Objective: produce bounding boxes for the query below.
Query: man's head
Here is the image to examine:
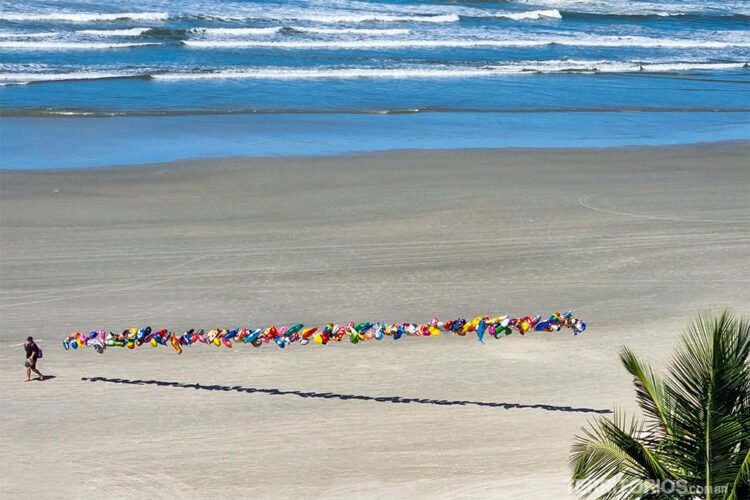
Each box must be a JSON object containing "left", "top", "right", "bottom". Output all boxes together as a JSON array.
[{"left": 27, "top": 336, "right": 33, "bottom": 342}]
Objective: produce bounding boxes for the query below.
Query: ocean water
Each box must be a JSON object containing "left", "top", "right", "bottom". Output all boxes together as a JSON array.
[{"left": 0, "top": 0, "right": 748, "bottom": 168}]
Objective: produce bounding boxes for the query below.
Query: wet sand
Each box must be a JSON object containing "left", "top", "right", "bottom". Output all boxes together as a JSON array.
[{"left": 1, "top": 142, "right": 748, "bottom": 498}]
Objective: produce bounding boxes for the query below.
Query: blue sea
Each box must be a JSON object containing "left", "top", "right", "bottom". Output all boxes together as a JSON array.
[{"left": 0, "top": 0, "right": 748, "bottom": 168}]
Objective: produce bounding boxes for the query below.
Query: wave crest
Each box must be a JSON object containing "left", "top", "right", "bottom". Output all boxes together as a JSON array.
[
  {"left": 490, "top": 9, "right": 562, "bottom": 20},
  {"left": 4, "top": 60, "right": 745, "bottom": 85},
  {"left": 0, "top": 41, "right": 158, "bottom": 50},
  {"left": 77, "top": 28, "right": 151, "bottom": 37},
  {"left": 181, "top": 36, "right": 750, "bottom": 50},
  {"left": 0, "top": 12, "right": 169, "bottom": 22}
]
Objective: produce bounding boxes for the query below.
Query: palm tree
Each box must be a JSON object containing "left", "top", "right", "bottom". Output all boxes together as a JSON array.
[{"left": 570, "top": 310, "right": 750, "bottom": 499}]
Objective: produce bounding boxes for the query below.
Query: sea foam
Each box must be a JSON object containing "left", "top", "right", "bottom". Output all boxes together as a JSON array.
[
  {"left": 0, "top": 12, "right": 169, "bottom": 22},
  {"left": 490, "top": 9, "right": 562, "bottom": 20},
  {"left": 181, "top": 36, "right": 749, "bottom": 50},
  {"left": 146, "top": 62, "right": 749, "bottom": 80},
  {"left": 77, "top": 28, "right": 151, "bottom": 37},
  {"left": 0, "top": 41, "right": 159, "bottom": 50},
  {"left": 0, "top": 32, "right": 58, "bottom": 39}
]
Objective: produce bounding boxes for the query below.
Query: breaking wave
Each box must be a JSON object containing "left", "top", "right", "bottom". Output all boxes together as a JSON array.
[
  {"left": 181, "top": 36, "right": 750, "bottom": 50},
  {"left": 76, "top": 28, "right": 151, "bottom": 37},
  {"left": 2, "top": 61, "right": 746, "bottom": 85},
  {"left": 0, "top": 41, "right": 159, "bottom": 50},
  {"left": 0, "top": 12, "right": 169, "bottom": 22}
]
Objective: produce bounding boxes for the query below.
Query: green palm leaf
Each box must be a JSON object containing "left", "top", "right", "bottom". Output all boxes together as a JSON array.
[
  {"left": 727, "top": 449, "right": 750, "bottom": 500},
  {"left": 570, "top": 310, "right": 750, "bottom": 500},
  {"left": 620, "top": 347, "right": 674, "bottom": 438}
]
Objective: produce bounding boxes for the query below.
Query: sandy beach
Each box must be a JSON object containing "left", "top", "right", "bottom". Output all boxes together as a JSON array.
[{"left": 1, "top": 143, "right": 748, "bottom": 498}]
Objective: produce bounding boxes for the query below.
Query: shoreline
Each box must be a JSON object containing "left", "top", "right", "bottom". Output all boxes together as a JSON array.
[
  {"left": 1, "top": 137, "right": 748, "bottom": 173},
  {"left": 2, "top": 112, "right": 748, "bottom": 169}
]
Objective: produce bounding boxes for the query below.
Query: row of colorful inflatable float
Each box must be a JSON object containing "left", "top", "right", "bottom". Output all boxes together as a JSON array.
[{"left": 62, "top": 312, "right": 586, "bottom": 354}]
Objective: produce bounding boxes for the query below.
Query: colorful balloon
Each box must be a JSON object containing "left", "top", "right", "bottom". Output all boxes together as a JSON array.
[{"left": 61, "top": 312, "right": 587, "bottom": 355}]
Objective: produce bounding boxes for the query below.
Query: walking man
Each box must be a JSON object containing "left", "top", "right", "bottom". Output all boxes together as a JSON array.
[{"left": 24, "top": 336, "right": 44, "bottom": 382}]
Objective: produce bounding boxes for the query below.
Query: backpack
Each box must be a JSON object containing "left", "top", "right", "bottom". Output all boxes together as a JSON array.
[{"left": 37, "top": 346, "right": 43, "bottom": 359}]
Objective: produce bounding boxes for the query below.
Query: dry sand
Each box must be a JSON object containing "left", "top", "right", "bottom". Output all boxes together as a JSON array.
[{"left": 1, "top": 142, "right": 748, "bottom": 498}]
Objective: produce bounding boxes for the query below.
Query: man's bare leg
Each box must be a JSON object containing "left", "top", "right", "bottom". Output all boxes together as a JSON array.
[
  {"left": 31, "top": 368, "right": 44, "bottom": 381},
  {"left": 26, "top": 367, "right": 31, "bottom": 382}
]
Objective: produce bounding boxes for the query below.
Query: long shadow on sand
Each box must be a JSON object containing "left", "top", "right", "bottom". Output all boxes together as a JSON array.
[{"left": 82, "top": 376, "right": 611, "bottom": 414}]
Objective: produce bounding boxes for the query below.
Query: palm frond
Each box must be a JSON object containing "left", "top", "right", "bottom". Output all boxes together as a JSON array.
[
  {"left": 620, "top": 347, "right": 674, "bottom": 438},
  {"left": 664, "top": 311, "right": 750, "bottom": 489},
  {"left": 570, "top": 310, "right": 750, "bottom": 500},
  {"left": 570, "top": 410, "right": 676, "bottom": 499},
  {"left": 726, "top": 448, "right": 750, "bottom": 500}
]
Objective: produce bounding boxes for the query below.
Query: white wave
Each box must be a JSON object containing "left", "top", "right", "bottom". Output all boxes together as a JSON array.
[
  {"left": 575, "top": 36, "right": 750, "bottom": 49},
  {"left": 77, "top": 28, "right": 150, "bottom": 37},
  {"left": 183, "top": 40, "right": 547, "bottom": 49},
  {"left": 297, "top": 13, "right": 461, "bottom": 23},
  {"left": 201, "top": 13, "right": 460, "bottom": 23},
  {"left": 153, "top": 67, "right": 557, "bottom": 80},
  {"left": 0, "top": 62, "right": 51, "bottom": 71},
  {"left": 196, "top": 27, "right": 281, "bottom": 36},
  {"left": 152, "top": 61, "right": 749, "bottom": 80},
  {"left": 0, "top": 32, "right": 58, "bottom": 39},
  {"left": 0, "top": 71, "right": 139, "bottom": 82},
  {"left": 640, "top": 62, "right": 749, "bottom": 71},
  {"left": 0, "top": 12, "right": 169, "bottom": 22},
  {"left": 2, "top": 60, "right": 745, "bottom": 85},
  {"left": 194, "top": 26, "right": 411, "bottom": 37},
  {"left": 287, "top": 27, "right": 411, "bottom": 36},
  {"left": 491, "top": 9, "right": 562, "bottom": 20},
  {"left": 0, "top": 41, "right": 158, "bottom": 50},
  {"left": 46, "top": 111, "right": 98, "bottom": 115},
  {"left": 514, "top": 0, "right": 750, "bottom": 17},
  {"left": 182, "top": 36, "right": 750, "bottom": 50}
]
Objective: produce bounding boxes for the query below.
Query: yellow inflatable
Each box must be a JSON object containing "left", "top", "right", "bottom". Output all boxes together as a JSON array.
[{"left": 170, "top": 337, "right": 182, "bottom": 354}]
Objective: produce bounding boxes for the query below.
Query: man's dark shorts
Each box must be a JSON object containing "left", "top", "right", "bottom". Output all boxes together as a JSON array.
[{"left": 25, "top": 358, "right": 36, "bottom": 369}]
